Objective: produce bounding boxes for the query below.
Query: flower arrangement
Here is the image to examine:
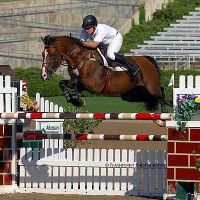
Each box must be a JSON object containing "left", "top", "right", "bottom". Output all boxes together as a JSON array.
[
  {"left": 19, "top": 79, "right": 39, "bottom": 112},
  {"left": 177, "top": 94, "right": 200, "bottom": 134},
  {"left": 20, "top": 95, "right": 39, "bottom": 112}
]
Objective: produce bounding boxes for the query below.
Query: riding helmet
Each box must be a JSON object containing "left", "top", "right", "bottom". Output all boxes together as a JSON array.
[{"left": 82, "top": 15, "right": 98, "bottom": 30}]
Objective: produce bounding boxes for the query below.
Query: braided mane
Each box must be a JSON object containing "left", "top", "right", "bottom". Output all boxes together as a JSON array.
[{"left": 43, "top": 35, "right": 71, "bottom": 45}]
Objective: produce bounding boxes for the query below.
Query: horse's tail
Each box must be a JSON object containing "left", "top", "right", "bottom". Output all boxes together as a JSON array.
[
  {"left": 121, "top": 86, "right": 159, "bottom": 112},
  {"left": 143, "top": 56, "right": 163, "bottom": 111},
  {"left": 144, "top": 56, "right": 160, "bottom": 77},
  {"left": 144, "top": 95, "right": 159, "bottom": 112}
]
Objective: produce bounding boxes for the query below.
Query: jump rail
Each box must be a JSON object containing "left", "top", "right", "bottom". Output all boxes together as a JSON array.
[
  {"left": 16, "top": 132, "right": 168, "bottom": 141},
  {"left": 0, "top": 112, "right": 172, "bottom": 120}
]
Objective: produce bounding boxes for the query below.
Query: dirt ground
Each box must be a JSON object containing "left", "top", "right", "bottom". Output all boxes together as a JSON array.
[
  {"left": 85, "top": 120, "right": 167, "bottom": 151},
  {"left": 0, "top": 193, "right": 162, "bottom": 200},
  {"left": 2, "top": 120, "right": 167, "bottom": 200}
]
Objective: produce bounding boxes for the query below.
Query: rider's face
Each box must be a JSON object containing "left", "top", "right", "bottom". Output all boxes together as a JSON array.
[{"left": 86, "top": 26, "right": 95, "bottom": 35}]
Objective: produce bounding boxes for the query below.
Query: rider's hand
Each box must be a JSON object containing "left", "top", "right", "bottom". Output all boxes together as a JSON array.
[
  {"left": 98, "top": 42, "right": 107, "bottom": 49},
  {"left": 74, "top": 38, "right": 83, "bottom": 46}
]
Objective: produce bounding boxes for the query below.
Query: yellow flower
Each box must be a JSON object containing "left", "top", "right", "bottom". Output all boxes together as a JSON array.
[
  {"left": 195, "top": 97, "right": 200, "bottom": 104},
  {"left": 20, "top": 95, "right": 35, "bottom": 110}
]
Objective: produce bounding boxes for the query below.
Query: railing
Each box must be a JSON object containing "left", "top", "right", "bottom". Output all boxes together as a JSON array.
[
  {"left": 156, "top": 55, "right": 198, "bottom": 70},
  {"left": 175, "top": 56, "right": 191, "bottom": 70}
]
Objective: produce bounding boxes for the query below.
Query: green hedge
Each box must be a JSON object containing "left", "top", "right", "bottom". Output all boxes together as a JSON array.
[
  {"left": 14, "top": 67, "right": 64, "bottom": 97},
  {"left": 160, "top": 70, "right": 200, "bottom": 106},
  {"left": 14, "top": 67, "right": 200, "bottom": 107}
]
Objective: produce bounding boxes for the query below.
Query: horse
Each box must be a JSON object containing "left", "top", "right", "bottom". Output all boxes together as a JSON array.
[{"left": 41, "top": 35, "right": 167, "bottom": 115}]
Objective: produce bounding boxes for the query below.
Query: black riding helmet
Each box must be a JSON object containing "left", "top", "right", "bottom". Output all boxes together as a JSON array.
[{"left": 82, "top": 15, "right": 98, "bottom": 30}]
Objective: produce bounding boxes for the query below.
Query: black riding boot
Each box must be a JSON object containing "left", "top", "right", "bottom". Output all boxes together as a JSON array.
[{"left": 114, "top": 53, "right": 140, "bottom": 77}]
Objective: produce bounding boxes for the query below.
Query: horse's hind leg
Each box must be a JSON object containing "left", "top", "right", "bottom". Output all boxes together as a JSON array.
[
  {"left": 154, "top": 87, "right": 168, "bottom": 127},
  {"left": 160, "top": 87, "right": 167, "bottom": 113}
]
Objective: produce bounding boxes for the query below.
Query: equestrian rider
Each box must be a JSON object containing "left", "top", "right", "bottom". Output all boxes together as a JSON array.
[{"left": 76, "top": 15, "right": 139, "bottom": 77}]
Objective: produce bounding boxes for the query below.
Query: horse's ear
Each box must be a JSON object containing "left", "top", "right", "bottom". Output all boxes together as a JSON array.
[
  {"left": 70, "top": 33, "right": 72, "bottom": 37},
  {"left": 47, "top": 35, "right": 53, "bottom": 44},
  {"left": 41, "top": 36, "right": 45, "bottom": 44}
]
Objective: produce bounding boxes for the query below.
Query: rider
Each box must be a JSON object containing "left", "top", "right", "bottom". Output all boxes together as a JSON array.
[{"left": 76, "top": 15, "right": 139, "bottom": 77}]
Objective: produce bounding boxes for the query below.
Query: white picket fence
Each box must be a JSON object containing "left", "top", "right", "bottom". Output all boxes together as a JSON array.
[
  {"left": 35, "top": 93, "right": 64, "bottom": 113},
  {"left": 35, "top": 93, "right": 64, "bottom": 149},
  {"left": 0, "top": 75, "right": 17, "bottom": 113},
  {"left": 17, "top": 147, "right": 167, "bottom": 196}
]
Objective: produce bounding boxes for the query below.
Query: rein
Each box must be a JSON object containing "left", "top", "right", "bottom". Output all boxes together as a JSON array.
[{"left": 64, "top": 47, "right": 97, "bottom": 71}]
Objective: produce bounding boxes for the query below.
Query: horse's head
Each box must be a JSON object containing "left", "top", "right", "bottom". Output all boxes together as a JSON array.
[
  {"left": 41, "top": 35, "right": 90, "bottom": 80},
  {"left": 41, "top": 35, "right": 67, "bottom": 80}
]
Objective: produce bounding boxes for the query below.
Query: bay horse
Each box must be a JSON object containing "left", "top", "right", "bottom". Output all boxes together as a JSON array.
[{"left": 41, "top": 35, "right": 167, "bottom": 114}]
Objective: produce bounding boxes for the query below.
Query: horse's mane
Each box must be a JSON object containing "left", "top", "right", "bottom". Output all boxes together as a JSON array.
[{"left": 43, "top": 35, "right": 73, "bottom": 45}]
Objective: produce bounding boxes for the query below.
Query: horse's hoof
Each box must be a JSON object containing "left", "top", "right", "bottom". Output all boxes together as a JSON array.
[
  {"left": 153, "top": 120, "right": 166, "bottom": 127},
  {"left": 76, "top": 98, "right": 85, "bottom": 107},
  {"left": 80, "top": 98, "right": 86, "bottom": 107},
  {"left": 71, "top": 97, "right": 85, "bottom": 107}
]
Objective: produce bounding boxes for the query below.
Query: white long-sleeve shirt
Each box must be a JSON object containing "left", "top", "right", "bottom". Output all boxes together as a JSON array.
[
  {"left": 80, "top": 23, "right": 123, "bottom": 60},
  {"left": 80, "top": 24, "right": 118, "bottom": 44}
]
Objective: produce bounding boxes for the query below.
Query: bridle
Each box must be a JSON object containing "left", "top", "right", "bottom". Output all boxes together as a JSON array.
[
  {"left": 42, "top": 37, "right": 98, "bottom": 74},
  {"left": 42, "top": 44, "right": 68, "bottom": 73}
]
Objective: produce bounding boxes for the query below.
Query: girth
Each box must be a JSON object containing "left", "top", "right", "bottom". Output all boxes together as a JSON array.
[{"left": 100, "top": 70, "right": 111, "bottom": 94}]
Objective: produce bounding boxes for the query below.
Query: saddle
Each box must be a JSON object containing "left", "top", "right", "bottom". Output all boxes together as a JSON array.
[{"left": 97, "top": 44, "right": 127, "bottom": 72}]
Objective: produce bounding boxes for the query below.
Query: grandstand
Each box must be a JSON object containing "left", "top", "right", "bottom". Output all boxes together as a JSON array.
[
  {"left": 127, "top": 7, "right": 200, "bottom": 70},
  {"left": 1, "top": 0, "right": 199, "bottom": 72},
  {"left": 0, "top": 0, "right": 139, "bottom": 76}
]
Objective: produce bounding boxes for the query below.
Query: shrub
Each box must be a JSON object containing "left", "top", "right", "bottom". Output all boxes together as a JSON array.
[
  {"left": 14, "top": 67, "right": 64, "bottom": 97},
  {"left": 62, "top": 107, "right": 102, "bottom": 149},
  {"left": 14, "top": 67, "right": 95, "bottom": 97},
  {"left": 139, "top": 4, "right": 146, "bottom": 24},
  {"left": 160, "top": 70, "right": 200, "bottom": 106}
]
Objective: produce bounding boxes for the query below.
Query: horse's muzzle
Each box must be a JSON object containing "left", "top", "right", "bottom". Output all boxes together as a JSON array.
[{"left": 41, "top": 66, "right": 50, "bottom": 80}]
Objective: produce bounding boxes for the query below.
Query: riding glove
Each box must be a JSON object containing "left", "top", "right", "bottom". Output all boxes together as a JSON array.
[{"left": 74, "top": 38, "right": 83, "bottom": 46}]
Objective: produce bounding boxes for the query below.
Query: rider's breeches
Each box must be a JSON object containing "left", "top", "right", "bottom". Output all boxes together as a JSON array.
[{"left": 107, "top": 32, "right": 123, "bottom": 60}]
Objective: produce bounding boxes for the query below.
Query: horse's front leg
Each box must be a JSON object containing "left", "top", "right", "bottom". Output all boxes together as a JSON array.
[
  {"left": 71, "top": 77, "right": 79, "bottom": 99},
  {"left": 70, "top": 76, "right": 85, "bottom": 107},
  {"left": 59, "top": 80, "right": 73, "bottom": 103}
]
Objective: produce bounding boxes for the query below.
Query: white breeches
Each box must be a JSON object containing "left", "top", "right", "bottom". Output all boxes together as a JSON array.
[{"left": 107, "top": 32, "right": 123, "bottom": 60}]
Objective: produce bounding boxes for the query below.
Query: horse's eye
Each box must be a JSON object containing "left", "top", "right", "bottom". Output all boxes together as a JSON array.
[{"left": 50, "top": 53, "right": 54, "bottom": 58}]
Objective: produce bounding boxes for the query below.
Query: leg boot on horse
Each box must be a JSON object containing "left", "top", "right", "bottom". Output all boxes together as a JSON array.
[
  {"left": 115, "top": 53, "right": 140, "bottom": 80},
  {"left": 59, "top": 79, "right": 85, "bottom": 107}
]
